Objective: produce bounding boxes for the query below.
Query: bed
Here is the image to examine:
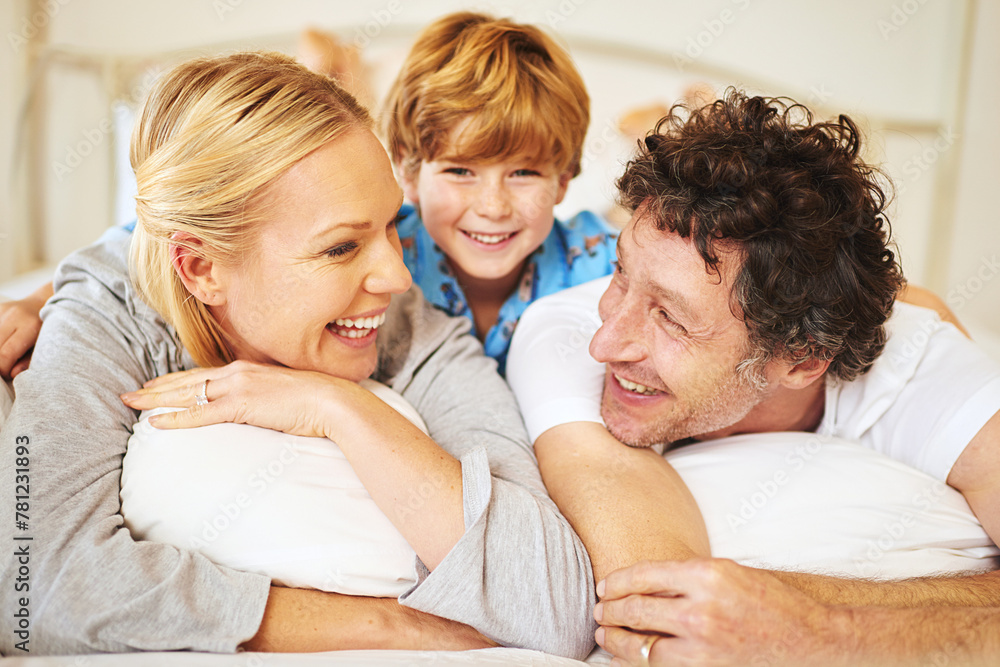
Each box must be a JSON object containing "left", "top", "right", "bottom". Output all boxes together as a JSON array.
[{"left": 3, "top": 3, "right": 998, "bottom": 664}]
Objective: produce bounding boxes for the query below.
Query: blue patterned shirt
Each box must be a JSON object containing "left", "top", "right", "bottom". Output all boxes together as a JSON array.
[{"left": 397, "top": 204, "right": 618, "bottom": 375}]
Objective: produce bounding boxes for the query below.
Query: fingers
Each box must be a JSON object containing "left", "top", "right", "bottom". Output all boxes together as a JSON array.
[
  {"left": 10, "top": 352, "right": 32, "bottom": 379},
  {"left": 599, "top": 560, "right": 692, "bottom": 602},
  {"left": 595, "top": 594, "right": 687, "bottom": 636},
  {"left": 597, "top": 626, "right": 668, "bottom": 667},
  {"left": 145, "top": 402, "right": 223, "bottom": 430},
  {"left": 123, "top": 376, "right": 219, "bottom": 411},
  {"left": 0, "top": 324, "right": 39, "bottom": 380},
  {"left": 141, "top": 367, "right": 210, "bottom": 389}
]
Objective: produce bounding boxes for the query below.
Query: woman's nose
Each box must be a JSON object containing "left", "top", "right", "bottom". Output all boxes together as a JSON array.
[{"left": 365, "top": 235, "right": 412, "bottom": 295}]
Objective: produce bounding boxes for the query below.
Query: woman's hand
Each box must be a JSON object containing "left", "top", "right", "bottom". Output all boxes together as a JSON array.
[
  {"left": 120, "top": 360, "right": 351, "bottom": 438},
  {"left": 123, "top": 360, "right": 466, "bottom": 569}
]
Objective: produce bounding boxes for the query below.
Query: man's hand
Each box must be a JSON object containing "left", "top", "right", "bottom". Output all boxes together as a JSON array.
[{"left": 594, "top": 559, "right": 852, "bottom": 667}]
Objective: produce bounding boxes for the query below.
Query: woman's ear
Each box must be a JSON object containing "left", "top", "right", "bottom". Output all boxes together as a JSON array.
[{"left": 169, "top": 233, "right": 227, "bottom": 306}]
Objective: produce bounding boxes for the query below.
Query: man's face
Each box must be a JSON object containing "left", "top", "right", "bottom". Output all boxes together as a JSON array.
[{"left": 589, "top": 212, "right": 773, "bottom": 447}]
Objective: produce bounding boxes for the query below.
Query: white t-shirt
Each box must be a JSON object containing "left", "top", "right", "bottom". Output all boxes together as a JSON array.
[
  {"left": 508, "top": 275, "right": 1000, "bottom": 482},
  {"left": 507, "top": 276, "right": 1000, "bottom": 578}
]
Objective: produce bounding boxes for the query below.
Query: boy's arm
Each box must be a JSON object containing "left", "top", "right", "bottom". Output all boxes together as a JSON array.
[
  {"left": 0, "top": 281, "right": 53, "bottom": 379},
  {"left": 898, "top": 283, "right": 970, "bottom": 336}
]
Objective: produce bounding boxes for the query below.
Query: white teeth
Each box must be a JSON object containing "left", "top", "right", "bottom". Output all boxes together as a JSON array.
[
  {"left": 614, "top": 374, "right": 658, "bottom": 395},
  {"left": 331, "top": 312, "right": 386, "bottom": 337},
  {"left": 466, "top": 231, "right": 514, "bottom": 245}
]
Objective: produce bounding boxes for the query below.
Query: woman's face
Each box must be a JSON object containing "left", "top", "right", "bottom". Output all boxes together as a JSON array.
[{"left": 212, "top": 129, "right": 411, "bottom": 382}]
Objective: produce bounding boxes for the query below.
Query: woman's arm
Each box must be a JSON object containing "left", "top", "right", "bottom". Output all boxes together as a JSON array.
[
  {"left": 1, "top": 233, "right": 490, "bottom": 654},
  {"left": 0, "top": 236, "right": 269, "bottom": 654},
  {"left": 246, "top": 586, "right": 492, "bottom": 651},
  {"left": 128, "top": 363, "right": 467, "bottom": 571},
  {"left": 129, "top": 292, "right": 598, "bottom": 658}
]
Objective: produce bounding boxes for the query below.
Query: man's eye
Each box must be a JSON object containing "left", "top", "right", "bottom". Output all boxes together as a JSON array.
[
  {"left": 658, "top": 310, "right": 687, "bottom": 334},
  {"left": 325, "top": 241, "right": 358, "bottom": 258}
]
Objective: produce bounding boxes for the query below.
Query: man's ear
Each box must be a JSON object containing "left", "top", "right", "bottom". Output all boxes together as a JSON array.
[
  {"left": 554, "top": 171, "right": 573, "bottom": 205},
  {"left": 773, "top": 355, "right": 831, "bottom": 390},
  {"left": 169, "top": 233, "right": 227, "bottom": 306}
]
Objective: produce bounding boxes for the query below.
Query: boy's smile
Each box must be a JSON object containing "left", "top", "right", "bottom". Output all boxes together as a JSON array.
[{"left": 402, "top": 153, "right": 571, "bottom": 296}]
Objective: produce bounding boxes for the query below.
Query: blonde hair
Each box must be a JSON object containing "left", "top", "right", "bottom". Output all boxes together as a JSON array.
[
  {"left": 130, "top": 51, "right": 371, "bottom": 367},
  {"left": 381, "top": 12, "right": 589, "bottom": 179}
]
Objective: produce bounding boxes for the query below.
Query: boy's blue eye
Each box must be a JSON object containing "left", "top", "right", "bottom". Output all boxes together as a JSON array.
[
  {"left": 513, "top": 169, "right": 540, "bottom": 177},
  {"left": 444, "top": 167, "right": 472, "bottom": 176}
]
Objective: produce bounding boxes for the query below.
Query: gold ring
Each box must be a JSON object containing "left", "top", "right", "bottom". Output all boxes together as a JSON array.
[{"left": 639, "top": 633, "right": 658, "bottom": 667}]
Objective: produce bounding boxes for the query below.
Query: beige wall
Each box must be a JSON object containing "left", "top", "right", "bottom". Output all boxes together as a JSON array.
[{"left": 4, "top": 0, "right": 998, "bottom": 353}]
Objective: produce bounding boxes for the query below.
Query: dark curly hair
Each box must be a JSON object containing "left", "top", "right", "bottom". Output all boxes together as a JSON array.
[{"left": 617, "top": 89, "right": 904, "bottom": 382}]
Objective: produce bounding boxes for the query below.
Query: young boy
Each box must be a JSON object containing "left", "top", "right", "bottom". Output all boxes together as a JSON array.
[
  {"left": 382, "top": 12, "right": 617, "bottom": 374},
  {"left": 0, "top": 12, "right": 617, "bottom": 380}
]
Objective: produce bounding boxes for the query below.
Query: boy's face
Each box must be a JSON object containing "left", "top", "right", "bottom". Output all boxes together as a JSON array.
[{"left": 401, "top": 152, "right": 571, "bottom": 289}]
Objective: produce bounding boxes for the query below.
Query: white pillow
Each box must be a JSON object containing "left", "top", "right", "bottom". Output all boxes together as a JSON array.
[
  {"left": 120, "top": 379, "right": 423, "bottom": 597},
  {"left": 666, "top": 432, "right": 1000, "bottom": 579}
]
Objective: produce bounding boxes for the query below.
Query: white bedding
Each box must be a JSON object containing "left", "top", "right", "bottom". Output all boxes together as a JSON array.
[{"left": 4, "top": 378, "right": 997, "bottom": 664}]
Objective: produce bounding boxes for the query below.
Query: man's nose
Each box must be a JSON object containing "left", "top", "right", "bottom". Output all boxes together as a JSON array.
[{"left": 589, "top": 299, "right": 646, "bottom": 364}]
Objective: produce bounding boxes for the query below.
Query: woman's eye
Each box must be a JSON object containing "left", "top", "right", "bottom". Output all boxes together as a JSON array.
[{"left": 325, "top": 241, "right": 358, "bottom": 259}]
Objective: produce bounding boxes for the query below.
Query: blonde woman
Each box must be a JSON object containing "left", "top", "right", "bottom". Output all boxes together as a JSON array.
[{"left": 0, "top": 52, "right": 593, "bottom": 657}]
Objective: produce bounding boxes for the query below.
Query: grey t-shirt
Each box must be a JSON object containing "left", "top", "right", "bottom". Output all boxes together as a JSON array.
[{"left": 0, "top": 228, "right": 595, "bottom": 658}]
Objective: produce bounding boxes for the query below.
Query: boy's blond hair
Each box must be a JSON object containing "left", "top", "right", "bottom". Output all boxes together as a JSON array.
[
  {"left": 382, "top": 12, "right": 589, "bottom": 179},
  {"left": 130, "top": 51, "right": 370, "bottom": 368}
]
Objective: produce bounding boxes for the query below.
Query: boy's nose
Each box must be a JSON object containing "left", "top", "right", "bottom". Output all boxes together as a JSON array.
[{"left": 474, "top": 183, "right": 512, "bottom": 220}]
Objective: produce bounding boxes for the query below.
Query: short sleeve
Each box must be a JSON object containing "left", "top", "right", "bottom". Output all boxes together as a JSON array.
[
  {"left": 821, "top": 302, "right": 1000, "bottom": 481},
  {"left": 507, "top": 276, "right": 611, "bottom": 441}
]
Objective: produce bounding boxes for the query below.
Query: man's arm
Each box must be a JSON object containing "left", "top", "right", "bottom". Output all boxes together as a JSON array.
[
  {"left": 595, "top": 559, "right": 1000, "bottom": 667},
  {"left": 535, "top": 422, "right": 709, "bottom": 582}
]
